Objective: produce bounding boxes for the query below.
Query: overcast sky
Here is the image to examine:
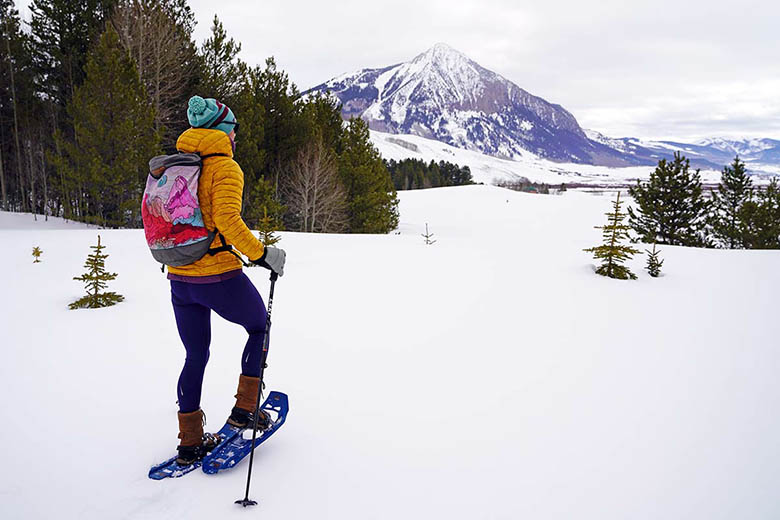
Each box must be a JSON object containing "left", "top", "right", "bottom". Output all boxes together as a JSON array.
[{"left": 15, "top": 0, "right": 780, "bottom": 142}]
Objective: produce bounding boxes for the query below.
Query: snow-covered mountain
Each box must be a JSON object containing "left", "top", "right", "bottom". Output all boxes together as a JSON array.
[
  {"left": 306, "top": 43, "right": 780, "bottom": 174},
  {"left": 584, "top": 131, "right": 780, "bottom": 173},
  {"left": 305, "top": 44, "right": 647, "bottom": 167},
  {"left": 371, "top": 130, "right": 725, "bottom": 186},
  {"left": 697, "top": 137, "right": 780, "bottom": 156}
]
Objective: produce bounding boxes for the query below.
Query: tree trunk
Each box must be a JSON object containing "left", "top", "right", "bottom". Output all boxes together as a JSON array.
[
  {"left": 26, "top": 136, "right": 37, "bottom": 220},
  {"left": 6, "top": 21, "right": 26, "bottom": 212},
  {"left": 0, "top": 128, "right": 6, "bottom": 210},
  {"left": 39, "top": 137, "right": 48, "bottom": 220}
]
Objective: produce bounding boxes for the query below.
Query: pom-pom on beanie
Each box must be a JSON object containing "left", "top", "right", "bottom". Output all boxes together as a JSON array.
[{"left": 187, "top": 95, "right": 237, "bottom": 135}]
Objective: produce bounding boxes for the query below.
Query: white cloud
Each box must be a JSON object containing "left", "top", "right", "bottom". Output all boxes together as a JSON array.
[{"left": 14, "top": 0, "right": 780, "bottom": 142}]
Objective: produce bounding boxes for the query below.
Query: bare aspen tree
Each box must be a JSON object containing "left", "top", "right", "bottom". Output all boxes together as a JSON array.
[
  {"left": 282, "top": 140, "right": 347, "bottom": 233},
  {"left": 113, "top": 1, "right": 196, "bottom": 145}
]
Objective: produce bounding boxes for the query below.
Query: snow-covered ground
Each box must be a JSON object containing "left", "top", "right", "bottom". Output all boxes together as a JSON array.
[
  {"left": 372, "top": 130, "right": 725, "bottom": 186},
  {"left": 2, "top": 186, "right": 779, "bottom": 519},
  {"left": 0, "top": 211, "right": 96, "bottom": 230}
]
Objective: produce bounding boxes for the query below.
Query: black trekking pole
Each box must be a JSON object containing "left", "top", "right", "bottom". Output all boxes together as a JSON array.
[{"left": 235, "top": 271, "right": 278, "bottom": 508}]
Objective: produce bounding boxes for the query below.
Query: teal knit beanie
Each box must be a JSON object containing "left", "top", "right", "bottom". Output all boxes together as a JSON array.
[{"left": 187, "top": 95, "right": 237, "bottom": 135}]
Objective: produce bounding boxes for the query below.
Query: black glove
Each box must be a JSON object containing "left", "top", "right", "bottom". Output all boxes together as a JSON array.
[{"left": 252, "top": 246, "right": 286, "bottom": 277}]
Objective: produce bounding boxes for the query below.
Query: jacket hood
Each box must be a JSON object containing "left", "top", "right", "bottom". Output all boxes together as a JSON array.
[{"left": 176, "top": 128, "right": 234, "bottom": 158}]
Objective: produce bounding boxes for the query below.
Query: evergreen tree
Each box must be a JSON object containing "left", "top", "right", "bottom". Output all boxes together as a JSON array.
[
  {"left": 256, "top": 206, "right": 282, "bottom": 247},
  {"left": 385, "top": 158, "right": 474, "bottom": 191},
  {"left": 243, "top": 175, "right": 285, "bottom": 230},
  {"left": 52, "top": 25, "right": 160, "bottom": 226},
  {"left": 32, "top": 246, "right": 43, "bottom": 263},
  {"left": 197, "top": 15, "right": 245, "bottom": 102},
  {"left": 29, "top": 0, "right": 114, "bottom": 113},
  {"left": 3, "top": 0, "right": 69, "bottom": 219},
  {"left": 740, "top": 178, "right": 780, "bottom": 249},
  {"left": 302, "top": 93, "right": 345, "bottom": 153},
  {"left": 70, "top": 235, "right": 124, "bottom": 309},
  {"left": 231, "top": 65, "right": 267, "bottom": 221},
  {"left": 255, "top": 57, "right": 307, "bottom": 180},
  {"left": 0, "top": 0, "right": 31, "bottom": 212},
  {"left": 645, "top": 242, "right": 663, "bottom": 278},
  {"left": 628, "top": 152, "right": 710, "bottom": 247},
  {"left": 710, "top": 156, "right": 752, "bottom": 248},
  {"left": 338, "top": 118, "right": 399, "bottom": 233},
  {"left": 584, "top": 191, "right": 640, "bottom": 280}
]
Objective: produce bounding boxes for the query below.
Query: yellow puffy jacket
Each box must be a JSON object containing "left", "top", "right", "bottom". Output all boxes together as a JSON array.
[{"left": 167, "top": 128, "right": 264, "bottom": 277}]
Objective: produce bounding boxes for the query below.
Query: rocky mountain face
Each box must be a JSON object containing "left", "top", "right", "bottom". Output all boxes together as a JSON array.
[
  {"left": 306, "top": 44, "right": 647, "bottom": 167},
  {"left": 306, "top": 44, "right": 779, "bottom": 172}
]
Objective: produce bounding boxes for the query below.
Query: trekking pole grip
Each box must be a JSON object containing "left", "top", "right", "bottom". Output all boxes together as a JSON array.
[{"left": 270, "top": 271, "right": 278, "bottom": 282}]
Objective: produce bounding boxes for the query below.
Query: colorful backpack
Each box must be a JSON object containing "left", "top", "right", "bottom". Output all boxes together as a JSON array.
[{"left": 142, "top": 153, "right": 220, "bottom": 267}]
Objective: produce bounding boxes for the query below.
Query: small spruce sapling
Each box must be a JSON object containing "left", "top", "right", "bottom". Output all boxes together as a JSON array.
[
  {"left": 70, "top": 235, "right": 125, "bottom": 309},
  {"left": 645, "top": 242, "right": 664, "bottom": 278},
  {"left": 584, "top": 191, "right": 640, "bottom": 280},
  {"left": 422, "top": 223, "right": 436, "bottom": 245},
  {"left": 249, "top": 207, "right": 282, "bottom": 268},
  {"left": 32, "top": 247, "right": 43, "bottom": 263},
  {"left": 257, "top": 206, "right": 282, "bottom": 247}
]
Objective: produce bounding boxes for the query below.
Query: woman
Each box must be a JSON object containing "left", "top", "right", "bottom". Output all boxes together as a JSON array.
[{"left": 168, "top": 95, "right": 286, "bottom": 465}]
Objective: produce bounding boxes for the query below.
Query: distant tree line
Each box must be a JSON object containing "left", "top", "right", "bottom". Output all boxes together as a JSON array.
[
  {"left": 628, "top": 152, "right": 780, "bottom": 249},
  {"left": 384, "top": 158, "right": 473, "bottom": 190},
  {"left": 0, "top": 0, "right": 398, "bottom": 233},
  {"left": 494, "top": 179, "right": 554, "bottom": 194}
]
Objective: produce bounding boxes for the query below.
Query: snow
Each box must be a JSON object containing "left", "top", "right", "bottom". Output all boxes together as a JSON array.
[
  {"left": 2, "top": 185, "right": 780, "bottom": 519},
  {"left": 0, "top": 211, "right": 96, "bottom": 230},
  {"left": 371, "top": 130, "right": 723, "bottom": 185},
  {"left": 697, "top": 137, "right": 776, "bottom": 155},
  {"left": 373, "top": 66, "right": 398, "bottom": 99}
]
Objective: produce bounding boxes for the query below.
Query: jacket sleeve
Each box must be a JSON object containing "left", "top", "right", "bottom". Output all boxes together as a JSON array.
[{"left": 210, "top": 158, "right": 265, "bottom": 261}]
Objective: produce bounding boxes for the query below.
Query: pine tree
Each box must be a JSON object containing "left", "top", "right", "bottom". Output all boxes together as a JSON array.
[
  {"left": 740, "top": 178, "right": 780, "bottom": 249},
  {"left": 52, "top": 25, "right": 160, "bottom": 227},
  {"left": 710, "top": 156, "right": 752, "bottom": 249},
  {"left": 197, "top": 15, "right": 245, "bottom": 102},
  {"left": 29, "top": 0, "right": 114, "bottom": 115},
  {"left": 70, "top": 235, "right": 124, "bottom": 309},
  {"left": 584, "top": 191, "right": 640, "bottom": 280},
  {"left": 645, "top": 242, "right": 663, "bottom": 278},
  {"left": 628, "top": 152, "right": 710, "bottom": 247},
  {"left": 257, "top": 206, "right": 282, "bottom": 247},
  {"left": 422, "top": 223, "right": 436, "bottom": 245},
  {"left": 32, "top": 246, "right": 43, "bottom": 263},
  {"left": 338, "top": 118, "right": 399, "bottom": 233},
  {"left": 254, "top": 57, "right": 308, "bottom": 182}
]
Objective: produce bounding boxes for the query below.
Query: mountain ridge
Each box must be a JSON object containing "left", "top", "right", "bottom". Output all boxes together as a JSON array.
[
  {"left": 306, "top": 43, "right": 645, "bottom": 167},
  {"left": 306, "top": 44, "right": 780, "bottom": 174}
]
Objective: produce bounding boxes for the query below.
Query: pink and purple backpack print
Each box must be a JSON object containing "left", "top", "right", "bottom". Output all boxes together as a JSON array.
[{"left": 142, "top": 153, "right": 216, "bottom": 266}]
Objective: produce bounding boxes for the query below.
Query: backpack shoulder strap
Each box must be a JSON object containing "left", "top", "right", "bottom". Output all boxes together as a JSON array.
[
  {"left": 199, "top": 152, "right": 229, "bottom": 160},
  {"left": 207, "top": 231, "right": 251, "bottom": 267}
]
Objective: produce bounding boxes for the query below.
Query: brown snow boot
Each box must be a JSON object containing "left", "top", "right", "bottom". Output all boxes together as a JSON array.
[
  {"left": 227, "top": 375, "right": 270, "bottom": 429},
  {"left": 176, "top": 409, "right": 218, "bottom": 465}
]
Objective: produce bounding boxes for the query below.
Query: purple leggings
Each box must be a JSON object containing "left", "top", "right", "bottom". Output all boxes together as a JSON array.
[{"left": 171, "top": 273, "right": 267, "bottom": 413}]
